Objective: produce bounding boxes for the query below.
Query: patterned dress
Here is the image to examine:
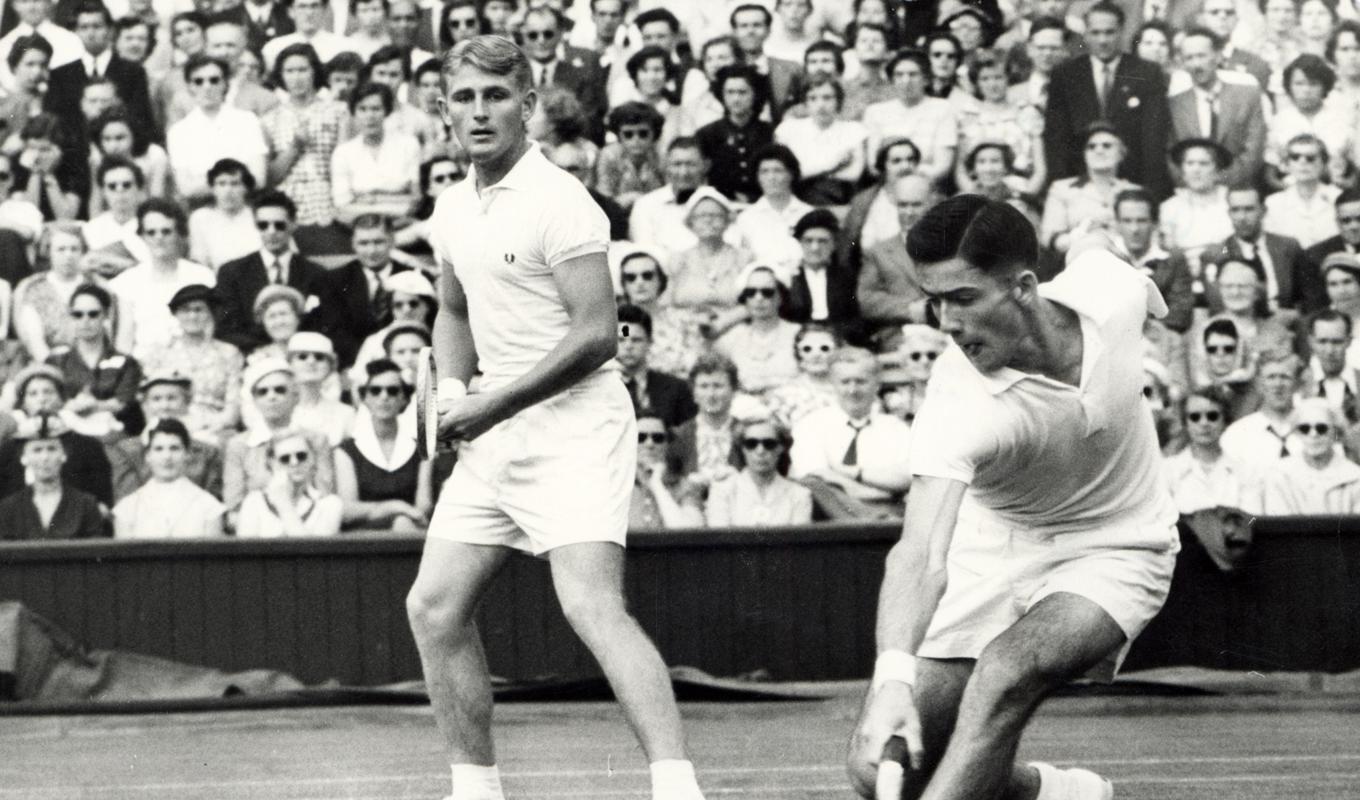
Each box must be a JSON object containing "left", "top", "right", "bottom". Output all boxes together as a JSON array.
[
  {"left": 263, "top": 97, "right": 350, "bottom": 226},
  {"left": 143, "top": 333, "right": 245, "bottom": 442}
]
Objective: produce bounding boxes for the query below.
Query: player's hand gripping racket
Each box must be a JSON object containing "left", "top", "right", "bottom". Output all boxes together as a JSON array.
[{"left": 875, "top": 735, "right": 910, "bottom": 800}]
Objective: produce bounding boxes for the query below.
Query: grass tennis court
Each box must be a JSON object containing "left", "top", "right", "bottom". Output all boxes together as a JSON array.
[{"left": 5, "top": 691, "right": 1360, "bottom": 799}]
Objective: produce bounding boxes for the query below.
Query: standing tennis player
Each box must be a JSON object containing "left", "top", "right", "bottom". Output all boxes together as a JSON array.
[
  {"left": 405, "top": 36, "right": 705, "bottom": 800},
  {"left": 848, "top": 196, "right": 1180, "bottom": 800}
]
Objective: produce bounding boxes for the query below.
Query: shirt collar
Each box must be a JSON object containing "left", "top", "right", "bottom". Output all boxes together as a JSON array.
[{"left": 465, "top": 141, "right": 544, "bottom": 193}]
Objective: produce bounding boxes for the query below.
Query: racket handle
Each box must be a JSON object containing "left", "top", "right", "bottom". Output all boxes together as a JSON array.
[{"left": 876, "top": 735, "right": 909, "bottom": 800}]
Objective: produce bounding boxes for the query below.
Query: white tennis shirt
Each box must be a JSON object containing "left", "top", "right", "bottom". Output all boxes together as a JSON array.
[
  {"left": 910, "top": 249, "right": 1179, "bottom": 542},
  {"left": 430, "top": 142, "right": 614, "bottom": 391}
]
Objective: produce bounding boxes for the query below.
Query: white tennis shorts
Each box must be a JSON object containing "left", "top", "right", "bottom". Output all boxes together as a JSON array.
[
  {"left": 917, "top": 502, "right": 1179, "bottom": 681},
  {"left": 427, "top": 372, "right": 636, "bottom": 555}
]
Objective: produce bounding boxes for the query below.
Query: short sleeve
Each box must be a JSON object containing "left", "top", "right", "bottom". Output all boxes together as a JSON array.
[
  {"left": 540, "top": 177, "right": 610, "bottom": 268},
  {"left": 906, "top": 352, "right": 995, "bottom": 484}
]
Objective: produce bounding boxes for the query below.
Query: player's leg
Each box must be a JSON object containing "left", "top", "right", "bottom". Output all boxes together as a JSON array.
[
  {"left": 406, "top": 538, "right": 511, "bottom": 765},
  {"left": 919, "top": 592, "right": 1125, "bottom": 800},
  {"left": 547, "top": 541, "right": 688, "bottom": 759}
]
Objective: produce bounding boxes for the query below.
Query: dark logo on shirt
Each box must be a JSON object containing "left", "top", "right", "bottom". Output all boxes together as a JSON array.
[{"left": 504, "top": 253, "right": 516, "bottom": 263}]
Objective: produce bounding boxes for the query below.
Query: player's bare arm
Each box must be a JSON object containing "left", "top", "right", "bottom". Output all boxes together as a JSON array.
[
  {"left": 848, "top": 476, "right": 967, "bottom": 791},
  {"left": 437, "top": 252, "right": 617, "bottom": 442}
]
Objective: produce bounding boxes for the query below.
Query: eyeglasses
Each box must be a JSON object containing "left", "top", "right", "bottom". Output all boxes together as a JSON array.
[
  {"left": 393, "top": 299, "right": 424, "bottom": 310},
  {"left": 290, "top": 351, "right": 328, "bottom": 361},
  {"left": 638, "top": 431, "right": 668, "bottom": 444},
  {"left": 0, "top": 171, "right": 10, "bottom": 181},
  {"left": 276, "top": 451, "right": 309, "bottom": 464},
  {"left": 742, "top": 437, "right": 780, "bottom": 451},
  {"left": 799, "top": 343, "right": 832, "bottom": 354},
  {"left": 1288, "top": 152, "right": 1320, "bottom": 163},
  {"left": 741, "top": 287, "right": 778, "bottom": 300},
  {"left": 619, "top": 128, "right": 653, "bottom": 141},
  {"left": 908, "top": 351, "right": 940, "bottom": 362},
  {"left": 929, "top": 50, "right": 957, "bottom": 59},
  {"left": 1297, "top": 423, "right": 1332, "bottom": 436},
  {"left": 104, "top": 180, "right": 134, "bottom": 191},
  {"left": 623, "top": 271, "right": 657, "bottom": 283},
  {"left": 430, "top": 171, "right": 460, "bottom": 184},
  {"left": 523, "top": 29, "right": 556, "bottom": 40},
  {"left": 1187, "top": 411, "right": 1222, "bottom": 423},
  {"left": 1340, "top": 215, "right": 1360, "bottom": 225},
  {"left": 362, "top": 384, "right": 409, "bottom": 397},
  {"left": 1206, "top": 7, "right": 1235, "bottom": 14},
  {"left": 1086, "top": 141, "right": 1118, "bottom": 151},
  {"left": 253, "top": 384, "right": 290, "bottom": 397},
  {"left": 1142, "top": 385, "right": 1157, "bottom": 399},
  {"left": 191, "top": 75, "right": 224, "bottom": 86},
  {"left": 70, "top": 309, "right": 103, "bottom": 319},
  {"left": 1205, "top": 344, "right": 1237, "bottom": 355},
  {"left": 142, "top": 227, "right": 176, "bottom": 237},
  {"left": 448, "top": 17, "right": 479, "bottom": 28},
  {"left": 256, "top": 220, "right": 289, "bottom": 231}
]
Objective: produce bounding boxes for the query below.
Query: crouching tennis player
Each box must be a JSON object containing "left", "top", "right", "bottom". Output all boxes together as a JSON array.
[
  {"left": 848, "top": 196, "right": 1180, "bottom": 800},
  {"left": 405, "top": 35, "right": 705, "bottom": 800}
]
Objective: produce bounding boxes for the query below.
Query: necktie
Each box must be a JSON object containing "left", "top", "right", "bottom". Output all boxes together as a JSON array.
[
  {"left": 842, "top": 420, "right": 869, "bottom": 466},
  {"left": 372, "top": 278, "right": 392, "bottom": 326},
  {"left": 1267, "top": 424, "right": 1289, "bottom": 458},
  {"left": 1208, "top": 99, "right": 1218, "bottom": 139},
  {"left": 1098, "top": 62, "right": 1114, "bottom": 115},
  {"left": 625, "top": 377, "right": 640, "bottom": 409},
  {"left": 270, "top": 258, "right": 282, "bottom": 284}
]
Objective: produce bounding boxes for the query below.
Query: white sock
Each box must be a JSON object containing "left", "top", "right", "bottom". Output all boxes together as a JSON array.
[
  {"left": 1031, "top": 762, "right": 1064, "bottom": 800},
  {"left": 650, "top": 759, "right": 704, "bottom": 800},
  {"left": 1030, "top": 761, "right": 1112, "bottom": 800},
  {"left": 450, "top": 763, "right": 505, "bottom": 800}
]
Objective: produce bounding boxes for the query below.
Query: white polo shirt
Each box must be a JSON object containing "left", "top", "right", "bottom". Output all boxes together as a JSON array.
[
  {"left": 430, "top": 142, "right": 613, "bottom": 391},
  {"left": 910, "top": 250, "right": 1179, "bottom": 541}
]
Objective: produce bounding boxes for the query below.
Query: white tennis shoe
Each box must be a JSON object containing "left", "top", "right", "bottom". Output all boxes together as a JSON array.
[{"left": 1031, "top": 761, "right": 1114, "bottom": 800}]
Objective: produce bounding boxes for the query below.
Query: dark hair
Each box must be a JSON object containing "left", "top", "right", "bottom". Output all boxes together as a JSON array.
[
  {"left": 271, "top": 42, "right": 326, "bottom": 90},
  {"left": 619, "top": 250, "right": 668, "bottom": 296},
  {"left": 711, "top": 63, "right": 769, "bottom": 115},
  {"left": 1085, "top": 1, "right": 1127, "bottom": 27},
  {"left": 383, "top": 322, "right": 431, "bottom": 353},
  {"left": 667, "top": 135, "right": 703, "bottom": 156},
  {"left": 729, "top": 416, "right": 793, "bottom": 475},
  {"left": 688, "top": 352, "right": 739, "bottom": 387},
  {"left": 71, "top": 283, "right": 114, "bottom": 311},
  {"left": 729, "top": 2, "right": 772, "bottom": 27},
  {"left": 352, "top": 213, "right": 391, "bottom": 233},
  {"left": 1336, "top": 187, "right": 1360, "bottom": 207},
  {"left": 906, "top": 194, "right": 1038, "bottom": 274},
  {"left": 114, "top": 16, "right": 157, "bottom": 54},
  {"left": 349, "top": 81, "right": 395, "bottom": 114},
  {"left": 1309, "top": 307, "right": 1354, "bottom": 337},
  {"left": 875, "top": 137, "right": 922, "bottom": 173},
  {"left": 737, "top": 266, "right": 790, "bottom": 305},
  {"left": 97, "top": 155, "right": 145, "bottom": 189},
  {"left": 147, "top": 417, "right": 191, "bottom": 449},
  {"left": 183, "top": 52, "right": 230, "bottom": 83},
  {"left": 413, "top": 56, "right": 441, "bottom": 85},
  {"left": 19, "top": 113, "right": 64, "bottom": 147},
  {"left": 625, "top": 44, "right": 674, "bottom": 86},
  {"left": 1114, "top": 187, "right": 1157, "bottom": 220},
  {"left": 171, "top": 10, "right": 209, "bottom": 37},
  {"left": 208, "top": 157, "right": 256, "bottom": 190},
  {"left": 965, "top": 141, "right": 1015, "bottom": 173},
  {"left": 803, "top": 39, "right": 844, "bottom": 73},
  {"left": 634, "top": 7, "right": 680, "bottom": 32},
  {"left": 793, "top": 322, "right": 843, "bottom": 361},
  {"left": 966, "top": 48, "right": 1005, "bottom": 96},
  {"left": 1328, "top": 18, "right": 1360, "bottom": 62},
  {"left": 1283, "top": 53, "right": 1336, "bottom": 97},
  {"left": 1029, "top": 16, "right": 1067, "bottom": 39},
  {"left": 753, "top": 143, "right": 801, "bottom": 184},
  {"left": 326, "top": 50, "right": 365, "bottom": 78},
  {"left": 1203, "top": 317, "right": 1241, "bottom": 344},
  {"left": 90, "top": 108, "right": 149, "bottom": 156},
  {"left": 886, "top": 48, "right": 929, "bottom": 79},
  {"left": 1132, "top": 20, "right": 1174, "bottom": 54},
  {"left": 252, "top": 188, "right": 298, "bottom": 219},
  {"left": 801, "top": 73, "right": 844, "bottom": 109},
  {"left": 924, "top": 31, "right": 962, "bottom": 64},
  {"left": 607, "top": 101, "right": 666, "bottom": 137},
  {"left": 364, "top": 356, "right": 405, "bottom": 383},
  {"left": 616, "top": 302, "right": 653, "bottom": 339},
  {"left": 7, "top": 33, "right": 53, "bottom": 71},
  {"left": 137, "top": 197, "right": 189, "bottom": 236},
  {"left": 365, "top": 43, "right": 410, "bottom": 84},
  {"left": 441, "top": 0, "right": 488, "bottom": 49},
  {"left": 1183, "top": 387, "right": 1230, "bottom": 421},
  {"left": 794, "top": 208, "right": 839, "bottom": 239}
]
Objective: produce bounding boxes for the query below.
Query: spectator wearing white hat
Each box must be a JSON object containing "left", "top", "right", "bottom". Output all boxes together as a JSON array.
[
  {"left": 222, "top": 358, "right": 335, "bottom": 523},
  {"left": 346, "top": 269, "right": 437, "bottom": 388},
  {"left": 1261, "top": 397, "right": 1360, "bottom": 513},
  {"left": 113, "top": 418, "right": 226, "bottom": 538},
  {"left": 286, "top": 331, "right": 354, "bottom": 446},
  {"left": 666, "top": 186, "right": 750, "bottom": 318}
]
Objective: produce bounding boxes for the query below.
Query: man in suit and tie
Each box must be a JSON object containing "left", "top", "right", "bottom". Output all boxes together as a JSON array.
[
  {"left": 214, "top": 190, "right": 327, "bottom": 352},
  {"left": 1114, "top": 188, "right": 1195, "bottom": 332},
  {"left": 45, "top": 1, "right": 156, "bottom": 141},
  {"left": 230, "top": 0, "right": 295, "bottom": 53},
  {"left": 1203, "top": 186, "right": 1323, "bottom": 313},
  {"left": 1169, "top": 27, "right": 1266, "bottom": 189},
  {"left": 784, "top": 209, "right": 859, "bottom": 330},
  {"left": 1302, "top": 310, "right": 1360, "bottom": 423},
  {"left": 1199, "top": 0, "right": 1271, "bottom": 89},
  {"left": 1304, "top": 189, "right": 1360, "bottom": 277},
  {"left": 617, "top": 303, "right": 699, "bottom": 429},
  {"left": 316, "top": 215, "right": 411, "bottom": 368},
  {"left": 1044, "top": 1, "right": 1172, "bottom": 198},
  {"left": 858, "top": 174, "right": 931, "bottom": 336},
  {"left": 730, "top": 1, "right": 803, "bottom": 121},
  {"left": 522, "top": 6, "right": 607, "bottom": 142}
]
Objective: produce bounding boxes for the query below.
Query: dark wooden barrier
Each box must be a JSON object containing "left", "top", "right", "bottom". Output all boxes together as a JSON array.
[{"left": 1, "top": 519, "right": 1357, "bottom": 686}]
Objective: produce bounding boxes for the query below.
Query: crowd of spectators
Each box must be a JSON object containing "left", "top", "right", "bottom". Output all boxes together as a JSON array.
[{"left": 2, "top": 0, "right": 1360, "bottom": 541}]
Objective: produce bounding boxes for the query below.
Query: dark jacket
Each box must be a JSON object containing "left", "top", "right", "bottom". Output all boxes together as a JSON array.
[
  {"left": 784, "top": 264, "right": 861, "bottom": 326},
  {"left": 0, "top": 486, "right": 107, "bottom": 540},
  {"left": 0, "top": 431, "right": 114, "bottom": 507},
  {"left": 627, "top": 369, "right": 697, "bottom": 429},
  {"left": 1205, "top": 233, "right": 1322, "bottom": 314},
  {"left": 315, "top": 260, "right": 412, "bottom": 367},
  {"left": 45, "top": 55, "right": 158, "bottom": 144},
  {"left": 214, "top": 251, "right": 328, "bottom": 352}
]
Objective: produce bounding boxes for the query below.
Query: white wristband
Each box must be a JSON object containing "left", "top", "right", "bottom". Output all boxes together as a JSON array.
[
  {"left": 437, "top": 378, "right": 467, "bottom": 402},
  {"left": 872, "top": 650, "right": 917, "bottom": 690}
]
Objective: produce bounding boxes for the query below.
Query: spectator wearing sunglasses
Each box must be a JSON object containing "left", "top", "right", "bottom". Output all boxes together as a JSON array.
[
  {"left": 705, "top": 416, "right": 811, "bottom": 527},
  {"left": 222, "top": 358, "right": 335, "bottom": 524},
  {"left": 285, "top": 332, "right": 353, "bottom": 446},
  {"left": 614, "top": 245, "right": 703, "bottom": 379},
  {"left": 1263, "top": 134, "right": 1339, "bottom": 251},
  {"left": 878, "top": 324, "right": 947, "bottom": 424},
  {"left": 45, "top": 283, "right": 143, "bottom": 439},
  {"left": 764, "top": 323, "right": 842, "bottom": 428},
  {"left": 1195, "top": 318, "right": 1262, "bottom": 420},
  {"left": 629, "top": 413, "right": 704, "bottom": 529},
  {"left": 1261, "top": 397, "right": 1360, "bottom": 513},
  {"left": 1188, "top": 258, "right": 1297, "bottom": 389},
  {"left": 1163, "top": 389, "right": 1257, "bottom": 515},
  {"left": 335, "top": 358, "right": 431, "bottom": 532},
  {"left": 595, "top": 102, "right": 666, "bottom": 211},
  {"left": 346, "top": 269, "right": 438, "bottom": 389},
  {"left": 789, "top": 347, "right": 912, "bottom": 519},
  {"left": 113, "top": 418, "right": 226, "bottom": 538},
  {"left": 236, "top": 427, "right": 343, "bottom": 537},
  {"left": 166, "top": 54, "right": 269, "bottom": 200},
  {"left": 714, "top": 264, "right": 800, "bottom": 394}
]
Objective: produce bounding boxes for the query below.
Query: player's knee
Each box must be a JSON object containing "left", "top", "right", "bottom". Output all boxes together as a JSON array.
[
  {"left": 556, "top": 586, "right": 628, "bottom": 636},
  {"left": 406, "top": 583, "right": 471, "bottom": 645},
  {"left": 969, "top": 643, "right": 1055, "bottom": 714}
]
